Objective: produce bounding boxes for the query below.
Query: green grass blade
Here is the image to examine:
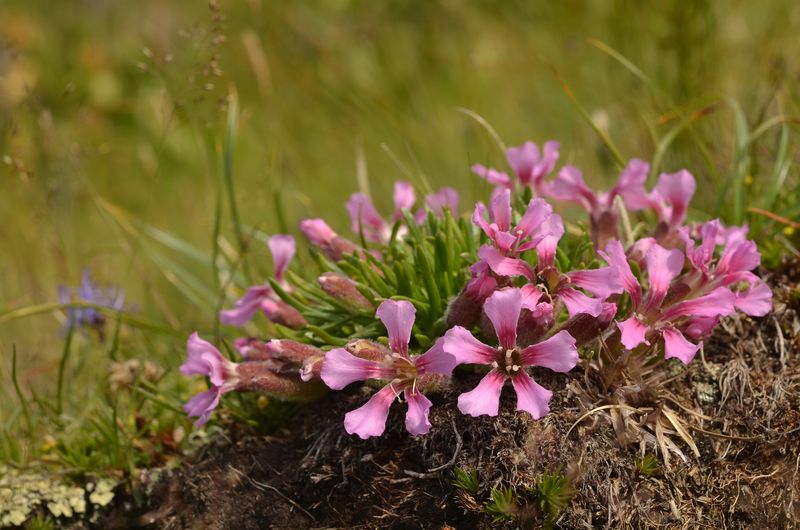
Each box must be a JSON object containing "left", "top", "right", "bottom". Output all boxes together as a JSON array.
[{"left": 56, "top": 326, "right": 75, "bottom": 415}]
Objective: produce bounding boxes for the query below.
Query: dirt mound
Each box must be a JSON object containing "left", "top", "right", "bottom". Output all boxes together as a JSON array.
[{"left": 103, "top": 261, "right": 800, "bottom": 529}]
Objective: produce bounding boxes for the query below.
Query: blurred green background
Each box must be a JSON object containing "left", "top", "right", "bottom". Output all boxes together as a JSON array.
[{"left": 1, "top": 0, "right": 799, "bottom": 466}]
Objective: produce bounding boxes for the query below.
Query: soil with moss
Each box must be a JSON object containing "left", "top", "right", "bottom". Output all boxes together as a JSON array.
[{"left": 90, "top": 259, "right": 800, "bottom": 529}]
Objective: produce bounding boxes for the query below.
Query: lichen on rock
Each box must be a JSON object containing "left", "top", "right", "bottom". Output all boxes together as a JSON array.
[{"left": 0, "top": 465, "right": 117, "bottom": 526}]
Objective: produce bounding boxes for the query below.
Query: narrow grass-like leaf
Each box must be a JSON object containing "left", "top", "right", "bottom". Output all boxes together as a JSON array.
[
  {"left": 56, "top": 326, "right": 75, "bottom": 415},
  {"left": 456, "top": 107, "right": 509, "bottom": 160},
  {"left": 547, "top": 64, "right": 625, "bottom": 169},
  {"left": 0, "top": 302, "right": 184, "bottom": 336},
  {"left": 11, "top": 346, "right": 33, "bottom": 435}
]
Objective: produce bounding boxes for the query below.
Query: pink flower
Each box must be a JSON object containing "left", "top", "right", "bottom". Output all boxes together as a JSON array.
[
  {"left": 507, "top": 141, "right": 560, "bottom": 192},
  {"left": 268, "top": 235, "right": 295, "bottom": 289},
  {"left": 471, "top": 191, "right": 621, "bottom": 318},
  {"left": 320, "top": 300, "right": 456, "bottom": 439},
  {"left": 346, "top": 181, "right": 416, "bottom": 243},
  {"left": 443, "top": 288, "right": 578, "bottom": 419},
  {"left": 300, "top": 218, "right": 359, "bottom": 261},
  {"left": 651, "top": 170, "right": 696, "bottom": 230},
  {"left": 473, "top": 189, "right": 555, "bottom": 255},
  {"left": 602, "top": 239, "right": 737, "bottom": 364},
  {"left": 472, "top": 140, "right": 560, "bottom": 194},
  {"left": 219, "top": 234, "right": 307, "bottom": 328},
  {"left": 679, "top": 219, "right": 772, "bottom": 317},
  {"left": 181, "top": 333, "right": 239, "bottom": 426},
  {"left": 471, "top": 165, "right": 512, "bottom": 189},
  {"left": 544, "top": 159, "right": 652, "bottom": 248},
  {"left": 415, "top": 187, "right": 460, "bottom": 223},
  {"left": 476, "top": 219, "right": 623, "bottom": 319}
]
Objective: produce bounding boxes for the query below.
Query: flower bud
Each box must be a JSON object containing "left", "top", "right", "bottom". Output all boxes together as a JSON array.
[
  {"left": 446, "top": 289, "right": 483, "bottom": 329},
  {"left": 318, "top": 272, "right": 373, "bottom": 312},
  {"left": 235, "top": 362, "right": 325, "bottom": 399},
  {"left": 265, "top": 339, "right": 325, "bottom": 363},
  {"left": 344, "top": 339, "right": 390, "bottom": 361},
  {"left": 300, "top": 219, "right": 359, "bottom": 261},
  {"left": 516, "top": 304, "right": 555, "bottom": 347},
  {"left": 268, "top": 300, "right": 308, "bottom": 329}
]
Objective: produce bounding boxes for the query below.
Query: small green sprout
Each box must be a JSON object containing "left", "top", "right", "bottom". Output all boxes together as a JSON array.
[
  {"left": 25, "top": 514, "right": 57, "bottom": 530},
  {"left": 635, "top": 454, "right": 660, "bottom": 477},
  {"left": 529, "top": 471, "right": 575, "bottom": 525},
  {"left": 452, "top": 467, "right": 479, "bottom": 496},
  {"left": 485, "top": 486, "right": 519, "bottom": 523}
]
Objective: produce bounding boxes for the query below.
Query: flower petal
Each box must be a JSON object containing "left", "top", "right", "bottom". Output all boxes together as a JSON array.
[
  {"left": 346, "top": 192, "right": 387, "bottom": 243},
  {"left": 404, "top": 390, "right": 433, "bottom": 436},
  {"left": 617, "top": 316, "right": 651, "bottom": 350},
  {"left": 519, "top": 330, "right": 578, "bottom": 372},
  {"left": 545, "top": 165, "right": 596, "bottom": 211},
  {"left": 477, "top": 245, "right": 535, "bottom": 280},
  {"left": 425, "top": 187, "right": 459, "bottom": 217},
  {"left": 344, "top": 384, "right": 397, "bottom": 439},
  {"left": 267, "top": 235, "right": 296, "bottom": 283},
  {"left": 568, "top": 266, "right": 623, "bottom": 299},
  {"left": 219, "top": 285, "right": 273, "bottom": 326},
  {"left": 414, "top": 338, "right": 457, "bottom": 376},
  {"left": 682, "top": 316, "right": 719, "bottom": 340},
  {"left": 520, "top": 284, "right": 544, "bottom": 309},
  {"left": 643, "top": 243, "right": 684, "bottom": 313},
  {"left": 393, "top": 181, "right": 416, "bottom": 214},
  {"left": 717, "top": 239, "right": 761, "bottom": 276},
  {"left": 613, "top": 159, "right": 653, "bottom": 210},
  {"left": 600, "top": 240, "right": 641, "bottom": 307},
  {"left": 661, "top": 287, "right": 737, "bottom": 321},
  {"left": 376, "top": 299, "right": 416, "bottom": 356},
  {"left": 511, "top": 371, "right": 552, "bottom": 419},
  {"left": 514, "top": 198, "right": 554, "bottom": 244},
  {"left": 320, "top": 348, "right": 391, "bottom": 390},
  {"left": 182, "top": 333, "right": 227, "bottom": 386},
  {"left": 532, "top": 216, "right": 564, "bottom": 268},
  {"left": 653, "top": 170, "right": 696, "bottom": 227},
  {"left": 490, "top": 188, "right": 512, "bottom": 232},
  {"left": 457, "top": 370, "right": 506, "bottom": 417},
  {"left": 662, "top": 328, "right": 700, "bottom": 364},
  {"left": 558, "top": 287, "right": 603, "bottom": 318},
  {"left": 483, "top": 287, "right": 522, "bottom": 350},
  {"left": 443, "top": 326, "right": 496, "bottom": 365},
  {"left": 472, "top": 164, "right": 512, "bottom": 188},
  {"left": 472, "top": 201, "right": 494, "bottom": 240},
  {"left": 465, "top": 261, "right": 498, "bottom": 300},
  {"left": 183, "top": 387, "right": 223, "bottom": 427},
  {"left": 300, "top": 218, "right": 337, "bottom": 245},
  {"left": 506, "top": 141, "right": 539, "bottom": 185},
  {"left": 734, "top": 282, "right": 772, "bottom": 317},
  {"left": 532, "top": 141, "right": 560, "bottom": 189}
]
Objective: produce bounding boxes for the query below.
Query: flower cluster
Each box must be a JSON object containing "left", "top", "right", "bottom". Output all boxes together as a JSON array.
[{"left": 181, "top": 139, "right": 772, "bottom": 438}]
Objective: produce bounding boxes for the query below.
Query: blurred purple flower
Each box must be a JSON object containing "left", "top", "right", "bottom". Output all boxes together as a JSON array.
[{"left": 57, "top": 269, "right": 125, "bottom": 340}]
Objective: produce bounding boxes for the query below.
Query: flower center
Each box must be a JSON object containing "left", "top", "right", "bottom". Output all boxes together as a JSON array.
[
  {"left": 492, "top": 347, "right": 522, "bottom": 375},
  {"left": 391, "top": 354, "right": 418, "bottom": 385}
]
